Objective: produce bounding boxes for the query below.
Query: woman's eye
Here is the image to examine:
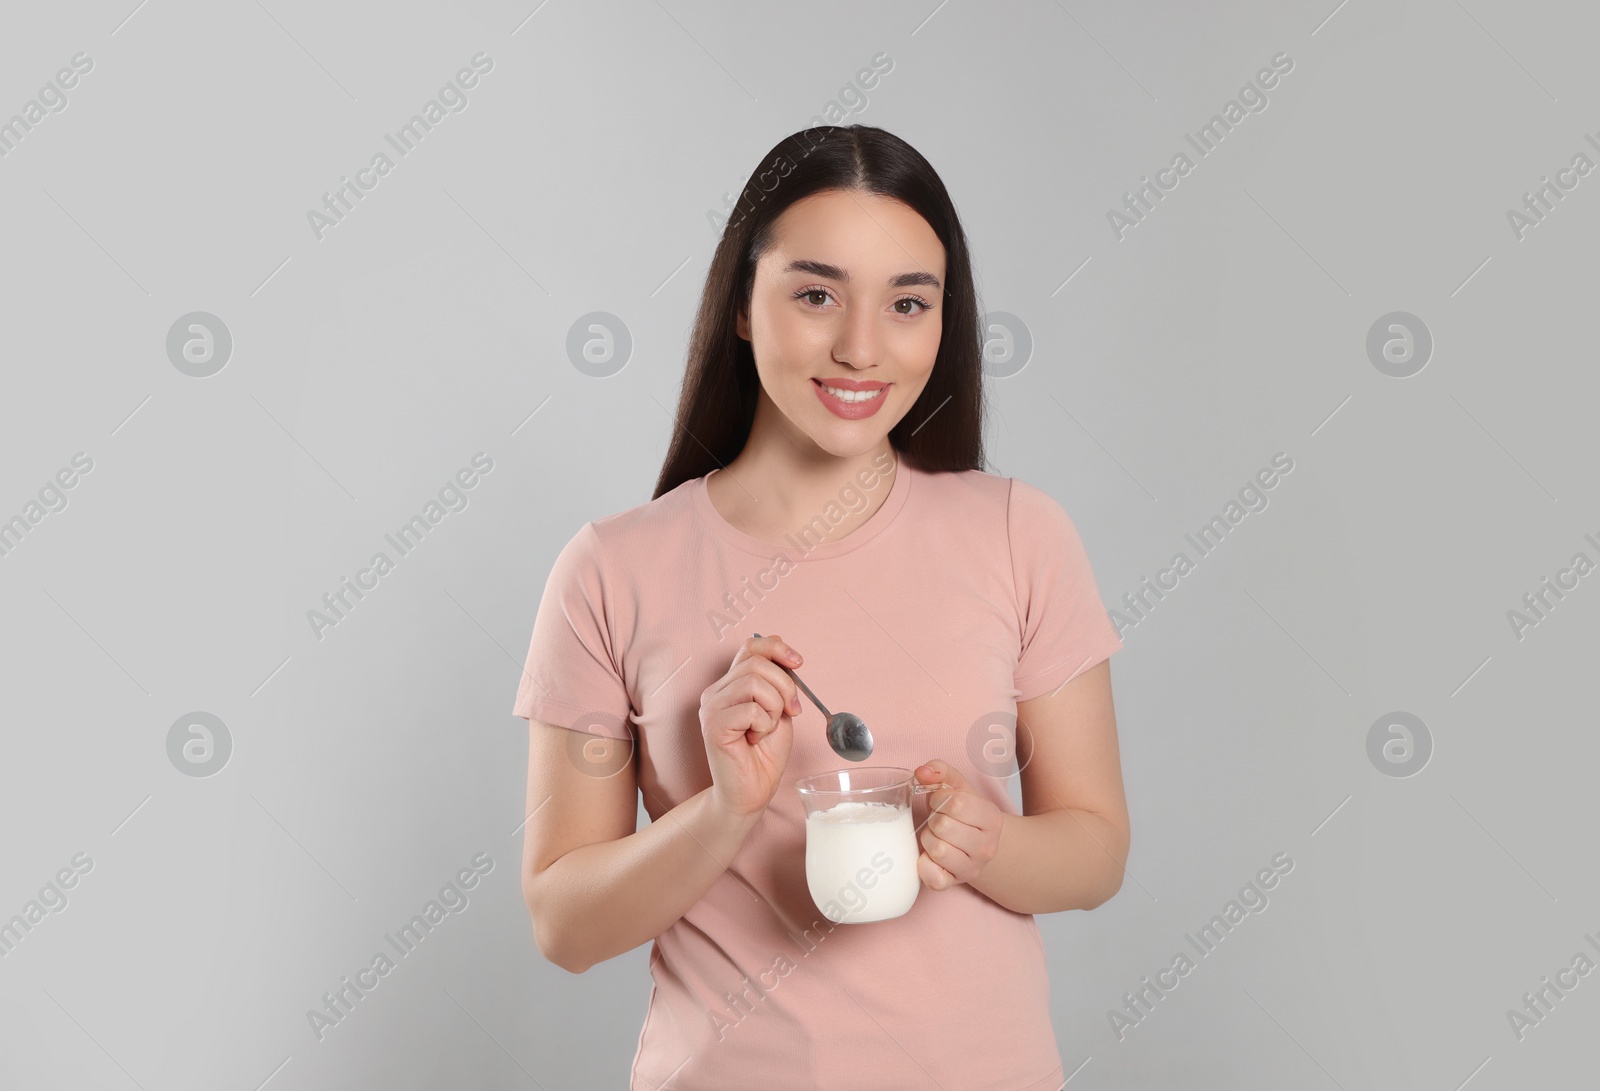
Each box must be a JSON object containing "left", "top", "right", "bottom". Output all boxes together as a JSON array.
[{"left": 796, "top": 288, "right": 932, "bottom": 316}]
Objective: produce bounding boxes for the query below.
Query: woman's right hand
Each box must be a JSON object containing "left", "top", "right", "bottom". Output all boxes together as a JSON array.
[{"left": 700, "top": 634, "right": 805, "bottom": 823}]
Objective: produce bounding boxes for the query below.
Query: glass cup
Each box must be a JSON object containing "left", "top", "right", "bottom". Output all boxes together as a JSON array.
[{"left": 795, "top": 767, "right": 952, "bottom": 924}]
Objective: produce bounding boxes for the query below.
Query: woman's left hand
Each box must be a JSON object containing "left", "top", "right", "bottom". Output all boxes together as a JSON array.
[{"left": 913, "top": 760, "right": 1003, "bottom": 891}]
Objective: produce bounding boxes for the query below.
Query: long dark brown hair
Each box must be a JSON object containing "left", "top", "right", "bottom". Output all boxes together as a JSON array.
[{"left": 652, "top": 124, "right": 986, "bottom": 500}]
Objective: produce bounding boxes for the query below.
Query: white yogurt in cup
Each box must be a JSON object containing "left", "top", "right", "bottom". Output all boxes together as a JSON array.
[{"left": 796, "top": 767, "right": 951, "bottom": 923}]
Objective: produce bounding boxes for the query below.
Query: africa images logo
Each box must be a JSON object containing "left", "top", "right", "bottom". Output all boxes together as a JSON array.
[{"left": 1106, "top": 52, "right": 1295, "bottom": 240}]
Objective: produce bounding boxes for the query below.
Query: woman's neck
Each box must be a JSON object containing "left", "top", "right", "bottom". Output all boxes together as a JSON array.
[{"left": 706, "top": 440, "right": 899, "bottom": 549}]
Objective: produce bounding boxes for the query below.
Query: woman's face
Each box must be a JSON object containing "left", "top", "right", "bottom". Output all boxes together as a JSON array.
[{"left": 737, "top": 188, "right": 946, "bottom": 460}]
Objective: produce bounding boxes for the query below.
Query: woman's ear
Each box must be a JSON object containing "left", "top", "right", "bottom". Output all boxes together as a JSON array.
[{"left": 735, "top": 307, "right": 750, "bottom": 341}]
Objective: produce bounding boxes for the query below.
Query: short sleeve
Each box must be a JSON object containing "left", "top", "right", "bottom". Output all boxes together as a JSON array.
[
  {"left": 511, "top": 522, "right": 634, "bottom": 738},
  {"left": 1007, "top": 478, "right": 1124, "bottom": 702}
]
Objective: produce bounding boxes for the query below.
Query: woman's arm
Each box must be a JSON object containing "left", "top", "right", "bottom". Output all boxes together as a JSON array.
[
  {"left": 521, "top": 721, "right": 760, "bottom": 974},
  {"left": 964, "top": 659, "right": 1130, "bottom": 915}
]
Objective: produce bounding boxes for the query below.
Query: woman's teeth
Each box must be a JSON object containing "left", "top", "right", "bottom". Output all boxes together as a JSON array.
[{"left": 819, "top": 384, "right": 884, "bottom": 403}]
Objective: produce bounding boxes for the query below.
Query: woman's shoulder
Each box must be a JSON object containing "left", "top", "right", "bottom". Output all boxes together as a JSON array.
[
  {"left": 912, "top": 463, "right": 1017, "bottom": 512},
  {"left": 915, "top": 466, "right": 1085, "bottom": 540},
  {"left": 561, "top": 474, "right": 705, "bottom": 561},
  {"left": 910, "top": 461, "right": 1000, "bottom": 494}
]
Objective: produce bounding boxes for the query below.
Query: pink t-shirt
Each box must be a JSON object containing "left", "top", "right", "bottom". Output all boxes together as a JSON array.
[{"left": 513, "top": 454, "right": 1123, "bottom": 1091}]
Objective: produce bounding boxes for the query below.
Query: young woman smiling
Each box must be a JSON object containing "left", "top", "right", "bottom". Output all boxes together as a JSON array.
[{"left": 514, "top": 124, "right": 1128, "bottom": 1091}]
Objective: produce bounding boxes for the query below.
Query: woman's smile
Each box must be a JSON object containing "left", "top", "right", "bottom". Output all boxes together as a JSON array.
[{"left": 811, "top": 376, "right": 890, "bottom": 419}]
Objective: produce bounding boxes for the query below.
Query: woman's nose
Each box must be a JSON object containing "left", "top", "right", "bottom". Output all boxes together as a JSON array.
[{"left": 831, "top": 312, "right": 884, "bottom": 369}]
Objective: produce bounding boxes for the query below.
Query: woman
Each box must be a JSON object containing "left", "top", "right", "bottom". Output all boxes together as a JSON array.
[{"left": 514, "top": 124, "right": 1128, "bottom": 1091}]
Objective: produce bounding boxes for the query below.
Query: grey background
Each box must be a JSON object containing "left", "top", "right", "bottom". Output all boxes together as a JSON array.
[{"left": 1, "top": 0, "right": 1595, "bottom": 1087}]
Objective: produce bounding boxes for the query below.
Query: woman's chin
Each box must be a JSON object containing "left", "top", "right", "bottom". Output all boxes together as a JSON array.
[
  {"left": 805, "top": 429, "right": 892, "bottom": 460},
  {"left": 774, "top": 398, "right": 898, "bottom": 457}
]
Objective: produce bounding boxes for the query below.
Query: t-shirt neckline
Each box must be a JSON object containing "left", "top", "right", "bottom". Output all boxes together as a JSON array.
[{"left": 693, "top": 456, "right": 913, "bottom": 561}]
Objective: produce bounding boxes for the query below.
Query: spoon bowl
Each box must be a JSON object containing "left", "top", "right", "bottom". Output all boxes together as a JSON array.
[
  {"left": 752, "top": 633, "right": 874, "bottom": 761},
  {"left": 825, "top": 712, "right": 874, "bottom": 763}
]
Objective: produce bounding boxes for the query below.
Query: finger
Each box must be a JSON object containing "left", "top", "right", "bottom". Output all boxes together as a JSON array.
[
  {"left": 709, "top": 693, "right": 784, "bottom": 745},
  {"left": 710, "top": 701, "right": 778, "bottom": 745},
  {"left": 923, "top": 812, "right": 984, "bottom": 859},
  {"left": 918, "top": 851, "right": 956, "bottom": 890},
  {"left": 925, "top": 788, "right": 964, "bottom": 819},
  {"left": 733, "top": 634, "right": 803, "bottom": 671},
  {"left": 720, "top": 671, "right": 791, "bottom": 724},
  {"left": 928, "top": 819, "right": 972, "bottom": 870},
  {"left": 728, "top": 655, "right": 804, "bottom": 717}
]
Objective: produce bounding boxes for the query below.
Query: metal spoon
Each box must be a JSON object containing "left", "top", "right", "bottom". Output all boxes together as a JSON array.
[{"left": 752, "top": 633, "right": 874, "bottom": 761}]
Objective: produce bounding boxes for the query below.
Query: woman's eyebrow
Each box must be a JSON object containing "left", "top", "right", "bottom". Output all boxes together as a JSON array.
[{"left": 783, "top": 258, "right": 941, "bottom": 291}]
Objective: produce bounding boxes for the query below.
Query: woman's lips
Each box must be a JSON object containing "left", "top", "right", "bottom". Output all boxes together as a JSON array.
[{"left": 812, "top": 378, "right": 889, "bottom": 420}]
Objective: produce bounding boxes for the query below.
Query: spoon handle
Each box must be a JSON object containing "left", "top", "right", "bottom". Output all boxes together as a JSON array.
[{"left": 751, "top": 633, "right": 831, "bottom": 719}]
